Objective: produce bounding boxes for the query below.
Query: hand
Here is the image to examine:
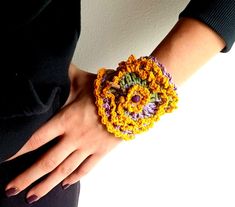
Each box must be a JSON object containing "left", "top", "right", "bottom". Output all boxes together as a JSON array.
[{"left": 4, "top": 64, "right": 122, "bottom": 203}]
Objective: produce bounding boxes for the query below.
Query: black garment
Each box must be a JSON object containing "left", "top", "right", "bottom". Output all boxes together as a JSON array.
[
  {"left": 0, "top": 0, "right": 81, "bottom": 163},
  {"left": 0, "top": 1, "right": 81, "bottom": 207},
  {"left": 179, "top": 0, "right": 235, "bottom": 52}
]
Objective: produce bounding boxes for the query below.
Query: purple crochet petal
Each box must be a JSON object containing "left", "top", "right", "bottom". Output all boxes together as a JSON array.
[
  {"left": 143, "top": 103, "right": 157, "bottom": 116},
  {"left": 103, "top": 98, "right": 111, "bottom": 117}
]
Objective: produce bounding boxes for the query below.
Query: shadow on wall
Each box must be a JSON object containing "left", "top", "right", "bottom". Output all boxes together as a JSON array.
[{"left": 73, "top": 0, "right": 189, "bottom": 72}]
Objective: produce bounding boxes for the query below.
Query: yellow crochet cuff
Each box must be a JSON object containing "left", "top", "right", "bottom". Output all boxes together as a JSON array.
[{"left": 94, "top": 55, "right": 179, "bottom": 140}]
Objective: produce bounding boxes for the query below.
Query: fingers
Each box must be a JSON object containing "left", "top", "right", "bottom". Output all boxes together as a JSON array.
[
  {"left": 25, "top": 149, "right": 89, "bottom": 201},
  {"left": 7, "top": 113, "right": 65, "bottom": 161},
  {"left": 26, "top": 113, "right": 65, "bottom": 152},
  {"left": 5, "top": 138, "right": 75, "bottom": 196},
  {"left": 62, "top": 153, "right": 102, "bottom": 186},
  {"left": 6, "top": 147, "right": 101, "bottom": 204}
]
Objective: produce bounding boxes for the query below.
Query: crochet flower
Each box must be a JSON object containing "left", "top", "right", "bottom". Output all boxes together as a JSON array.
[{"left": 94, "top": 55, "right": 178, "bottom": 140}]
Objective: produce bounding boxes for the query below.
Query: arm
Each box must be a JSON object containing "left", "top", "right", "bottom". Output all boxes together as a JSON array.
[
  {"left": 151, "top": 0, "right": 235, "bottom": 85},
  {"left": 151, "top": 17, "right": 226, "bottom": 85}
]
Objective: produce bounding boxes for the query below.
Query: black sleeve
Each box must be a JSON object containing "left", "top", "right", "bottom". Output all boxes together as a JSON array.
[{"left": 179, "top": 0, "right": 235, "bottom": 52}]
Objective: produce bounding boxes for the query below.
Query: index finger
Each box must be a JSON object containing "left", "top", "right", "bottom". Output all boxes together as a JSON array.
[{"left": 6, "top": 112, "right": 65, "bottom": 161}]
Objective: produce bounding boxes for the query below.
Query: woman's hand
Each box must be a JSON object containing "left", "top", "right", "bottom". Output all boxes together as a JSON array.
[{"left": 4, "top": 64, "right": 122, "bottom": 203}]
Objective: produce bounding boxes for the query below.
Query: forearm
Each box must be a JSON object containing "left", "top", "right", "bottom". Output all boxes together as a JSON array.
[{"left": 150, "top": 17, "right": 226, "bottom": 85}]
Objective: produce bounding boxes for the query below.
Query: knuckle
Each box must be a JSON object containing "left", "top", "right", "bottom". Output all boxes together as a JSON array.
[
  {"left": 39, "top": 158, "right": 58, "bottom": 172},
  {"left": 27, "top": 133, "right": 44, "bottom": 150},
  {"left": 77, "top": 168, "right": 88, "bottom": 177},
  {"left": 57, "top": 114, "right": 66, "bottom": 132},
  {"left": 59, "top": 165, "right": 74, "bottom": 176},
  {"left": 59, "top": 111, "right": 70, "bottom": 129},
  {"left": 60, "top": 104, "right": 78, "bottom": 125}
]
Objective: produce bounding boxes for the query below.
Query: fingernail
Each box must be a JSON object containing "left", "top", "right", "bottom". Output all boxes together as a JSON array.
[
  {"left": 26, "top": 194, "right": 38, "bottom": 204},
  {"left": 5, "top": 187, "right": 19, "bottom": 197},
  {"left": 62, "top": 183, "right": 70, "bottom": 190}
]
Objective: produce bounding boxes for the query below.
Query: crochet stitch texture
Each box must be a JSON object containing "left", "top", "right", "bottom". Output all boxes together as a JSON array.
[{"left": 94, "top": 55, "right": 178, "bottom": 140}]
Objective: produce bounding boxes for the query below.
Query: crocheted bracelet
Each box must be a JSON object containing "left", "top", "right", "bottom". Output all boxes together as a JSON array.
[{"left": 94, "top": 55, "right": 178, "bottom": 140}]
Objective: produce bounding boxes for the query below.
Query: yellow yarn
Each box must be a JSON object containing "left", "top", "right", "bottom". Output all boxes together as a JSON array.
[{"left": 94, "top": 55, "right": 179, "bottom": 140}]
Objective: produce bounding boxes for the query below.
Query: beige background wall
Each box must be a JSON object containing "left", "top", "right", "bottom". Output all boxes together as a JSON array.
[{"left": 73, "top": 0, "right": 189, "bottom": 71}]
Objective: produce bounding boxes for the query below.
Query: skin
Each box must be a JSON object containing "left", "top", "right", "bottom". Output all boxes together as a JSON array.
[
  {"left": 151, "top": 17, "right": 226, "bottom": 85},
  {"left": 4, "top": 17, "right": 225, "bottom": 203}
]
